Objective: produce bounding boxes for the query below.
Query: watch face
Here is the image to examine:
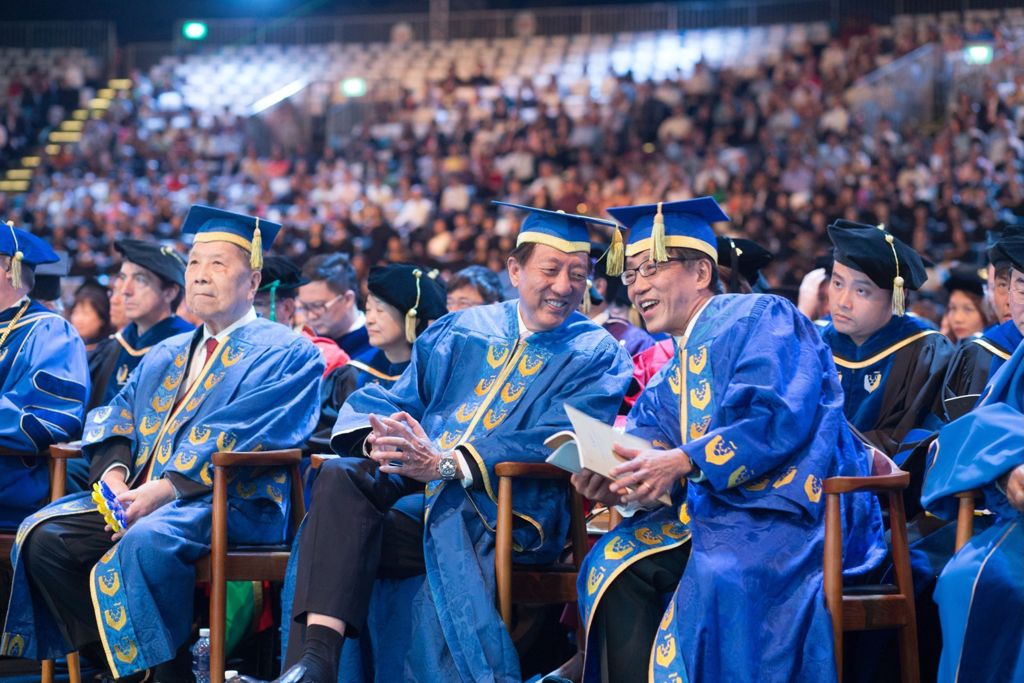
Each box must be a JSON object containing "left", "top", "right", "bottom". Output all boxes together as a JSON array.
[{"left": 439, "top": 455, "right": 457, "bottom": 479}]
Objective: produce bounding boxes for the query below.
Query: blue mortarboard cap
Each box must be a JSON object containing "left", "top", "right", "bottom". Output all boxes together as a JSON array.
[
  {"left": 1, "top": 222, "right": 58, "bottom": 290},
  {"left": 0, "top": 224, "right": 59, "bottom": 267},
  {"left": 493, "top": 201, "right": 621, "bottom": 254},
  {"left": 181, "top": 205, "right": 282, "bottom": 269},
  {"left": 607, "top": 197, "right": 728, "bottom": 264}
]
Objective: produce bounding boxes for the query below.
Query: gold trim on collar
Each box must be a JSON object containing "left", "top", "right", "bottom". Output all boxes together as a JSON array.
[
  {"left": 971, "top": 338, "right": 1012, "bottom": 361},
  {"left": 347, "top": 359, "right": 402, "bottom": 382},
  {"left": 515, "top": 233, "right": 591, "bottom": 254},
  {"left": 832, "top": 330, "right": 940, "bottom": 370},
  {"left": 113, "top": 331, "right": 152, "bottom": 358}
]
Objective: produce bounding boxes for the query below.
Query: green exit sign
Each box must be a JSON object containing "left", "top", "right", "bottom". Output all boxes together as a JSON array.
[{"left": 182, "top": 21, "right": 208, "bottom": 41}]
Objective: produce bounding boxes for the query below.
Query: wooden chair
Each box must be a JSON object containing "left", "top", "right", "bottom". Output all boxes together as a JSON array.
[
  {"left": 38, "top": 447, "right": 304, "bottom": 683},
  {"left": 823, "top": 450, "right": 920, "bottom": 683},
  {"left": 0, "top": 444, "right": 82, "bottom": 683},
  {"left": 199, "top": 449, "right": 305, "bottom": 683},
  {"left": 0, "top": 446, "right": 81, "bottom": 683},
  {"left": 494, "top": 462, "right": 588, "bottom": 654}
]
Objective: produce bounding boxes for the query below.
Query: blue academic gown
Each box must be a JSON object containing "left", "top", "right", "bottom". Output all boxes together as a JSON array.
[
  {"left": 922, "top": 341, "right": 1024, "bottom": 683},
  {"left": 91, "top": 316, "right": 195, "bottom": 409},
  {"left": 820, "top": 314, "right": 953, "bottom": 463},
  {"left": 578, "top": 294, "right": 887, "bottom": 683},
  {"left": 941, "top": 320, "right": 1023, "bottom": 420},
  {"left": 346, "top": 348, "right": 409, "bottom": 391},
  {"left": 1, "top": 318, "right": 323, "bottom": 677},
  {"left": 283, "top": 300, "right": 633, "bottom": 683},
  {"left": 0, "top": 299, "right": 89, "bottom": 527}
]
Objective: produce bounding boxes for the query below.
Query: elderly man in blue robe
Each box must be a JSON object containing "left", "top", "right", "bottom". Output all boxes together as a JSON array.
[
  {"left": 569, "top": 198, "right": 886, "bottom": 683},
  {"left": 1, "top": 206, "right": 324, "bottom": 682},
  {"left": 0, "top": 223, "right": 89, "bottom": 527},
  {"left": 258, "top": 204, "right": 634, "bottom": 683},
  {"left": 921, "top": 233, "right": 1024, "bottom": 683}
]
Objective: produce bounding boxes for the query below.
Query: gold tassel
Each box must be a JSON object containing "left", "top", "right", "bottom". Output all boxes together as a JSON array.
[
  {"left": 6, "top": 221, "right": 22, "bottom": 290},
  {"left": 605, "top": 228, "right": 624, "bottom": 276},
  {"left": 892, "top": 276, "right": 906, "bottom": 317},
  {"left": 405, "top": 269, "right": 423, "bottom": 344},
  {"left": 651, "top": 201, "right": 668, "bottom": 263},
  {"left": 250, "top": 217, "right": 263, "bottom": 270},
  {"left": 884, "top": 234, "right": 905, "bottom": 316},
  {"left": 582, "top": 279, "right": 593, "bottom": 314}
]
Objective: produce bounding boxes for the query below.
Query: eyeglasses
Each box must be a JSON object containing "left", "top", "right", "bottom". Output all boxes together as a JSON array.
[
  {"left": 620, "top": 257, "right": 697, "bottom": 286},
  {"left": 296, "top": 294, "right": 344, "bottom": 317}
]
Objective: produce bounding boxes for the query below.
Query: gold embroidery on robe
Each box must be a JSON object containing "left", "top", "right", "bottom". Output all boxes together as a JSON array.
[
  {"left": 603, "top": 536, "right": 637, "bottom": 560},
  {"left": 518, "top": 354, "right": 543, "bottom": 376},
  {"left": 689, "top": 415, "right": 711, "bottom": 440},
  {"left": 655, "top": 634, "right": 677, "bottom": 667},
  {"left": 188, "top": 426, "right": 211, "bottom": 445},
  {"left": 98, "top": 571, "right": 121, "bottom": 597},
  {"left": 220, "top": 345, "right": 244, "bottom": 367},
  {"left": 486, "top": 345, "right": 510, "bottom": 369},
  {"left": 804, "top": 474, "right": 822, "bottom": 503},
  {"left": 704, "top": 435, "right": 737, "bottom": 466},
  {"left": 104, "top": 605, "right": 127, "bottom": 631},
  {"left": 689, "top": 379, "right": 711, "bottom": 410},
  {"left": 688, "top": 346, "right": 707, "bottom": 374}
]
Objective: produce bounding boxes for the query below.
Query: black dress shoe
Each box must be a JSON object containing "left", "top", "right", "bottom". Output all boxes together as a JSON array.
[{"left": 235, "top": 663, "right": 311, "bottom": 683}]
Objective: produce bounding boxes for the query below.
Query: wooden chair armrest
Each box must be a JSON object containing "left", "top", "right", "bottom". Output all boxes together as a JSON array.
[
  {"left": 310, "top": 453, "right": 339, "bottom": 470},
  {"left": 823, "top": 471, "right": 909, "bottom": 495},
  {"left": 495, "top": 462, "right": 570, "bottom": 481},
  {"left": 211, "top": 449, "right": 302, "bottom": 467},
  {"left": 49, "top": 443, "right": 84, "bottom": 459}
]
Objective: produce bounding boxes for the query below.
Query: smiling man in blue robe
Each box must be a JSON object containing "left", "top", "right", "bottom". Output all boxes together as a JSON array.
[
  {"left": 569, "top": 198, "right": 885, "bottom": 683},
  {"left": 259, "top": 204, "right": 633, "bottom": 683},
  {"left": 0, "top": 224, "right": 89, "bottom": 527},
  {"left": 1, "top": 206, "right": 323, "bottom": 682}
]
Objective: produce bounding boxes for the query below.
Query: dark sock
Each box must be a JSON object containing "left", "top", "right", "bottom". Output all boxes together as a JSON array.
[{"left": 298, "top": 624, "right": 343, "bottom": 683}]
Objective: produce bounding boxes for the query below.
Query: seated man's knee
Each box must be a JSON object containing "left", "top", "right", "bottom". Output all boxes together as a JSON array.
[
  {"left": 314, "top": 456, "right": 375, "bottom": 497},
  {"left": 21, "top": 521, "right": 64, "bottom": 570}
]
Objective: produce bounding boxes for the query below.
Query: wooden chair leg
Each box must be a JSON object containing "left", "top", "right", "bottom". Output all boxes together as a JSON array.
[
  {"left": 495, "top": 475, "right": 513, "bottom": 630},
  {"left": 41, "top": 659, "right": 54, "bottom": 683},
  {"left": 67, "top": 651, "right": 81, "bottom": 683},
  {"left": 897, "top": 623, "right": 920, "bottom": 683},
  {"left": 823, "top": 493, "right": 844, "bottom": 683},
  {"left": 955, "top": 493, "right": 975, "bottom": 552},
  {"left": 210, "top": 465, "right": 228, "bottom": 683}
]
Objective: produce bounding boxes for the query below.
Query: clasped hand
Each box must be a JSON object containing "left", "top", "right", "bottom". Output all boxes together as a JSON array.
[
  {"left": 100, "top": 470, "right": 176, "bottom": 541},
  {"left": 570, "top": 444, "right": 692, "bottom": 508},
  {"left": 367, "top": 412, "right": 444, "bottom": 483}
]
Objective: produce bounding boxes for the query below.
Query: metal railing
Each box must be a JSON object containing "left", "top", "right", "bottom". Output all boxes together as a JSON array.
[
  {"left": 0, "top": 21, "right": 115, "bottom": 70},
  {"left": 171, "top": 0, "right": 836, "bottom": 49}
]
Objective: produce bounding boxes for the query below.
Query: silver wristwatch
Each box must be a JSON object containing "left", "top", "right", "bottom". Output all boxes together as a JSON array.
[{"left": 437, "top": 451, "right": 458, "bottom": 481}]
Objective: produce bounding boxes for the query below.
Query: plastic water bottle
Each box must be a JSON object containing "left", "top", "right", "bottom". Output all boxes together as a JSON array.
[{"left": 191, "top": 628, "right": 211, "bottom": 683}]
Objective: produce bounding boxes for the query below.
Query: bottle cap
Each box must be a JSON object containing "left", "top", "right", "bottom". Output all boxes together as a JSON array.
[{"left": 199, "top": 628, "right": 210, "bottom": 638}]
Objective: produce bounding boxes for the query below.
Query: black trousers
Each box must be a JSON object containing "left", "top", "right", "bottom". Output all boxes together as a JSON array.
[
  {"left": 21, "top": 512, "right": 114, "bottom": 664},
  {"left": 593, "top": 542, "right": 690, "bottom": 683},
  {"left": 286, "top": 456, "right": 427, "bottom": 665}
]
